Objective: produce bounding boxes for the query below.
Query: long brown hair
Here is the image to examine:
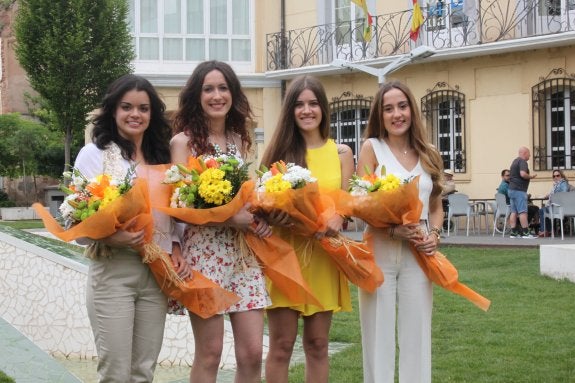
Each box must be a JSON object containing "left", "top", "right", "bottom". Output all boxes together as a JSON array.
[
  {"left": 172, "top": 60, "right": 253, "bottom": 156},
  {"left": 260, "top": 75, "right": 330, "bottom": 168},
  {"left": 364, "top": 81, "right": 443, "bottom": 199}
]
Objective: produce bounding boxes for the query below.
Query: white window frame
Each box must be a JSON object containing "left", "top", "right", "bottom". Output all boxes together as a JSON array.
[
  {"left": 129, "top": 0, "right": 254, "bottom": 74},
  {"left": 545, "top": 88, "right": 575, "bottom": 169}
]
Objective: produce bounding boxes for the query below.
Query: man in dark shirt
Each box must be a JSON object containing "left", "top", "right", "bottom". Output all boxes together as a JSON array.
[
  {"left": 508, "top": 146, "right": 537, "bottom": 238},
  {"left": 497, "top": 169, "right": 510, "bottom": 205}
]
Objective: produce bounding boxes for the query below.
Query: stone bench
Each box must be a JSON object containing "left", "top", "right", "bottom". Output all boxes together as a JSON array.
[{"left": 540, "top": 244, "right": 575, "bottom": 282}]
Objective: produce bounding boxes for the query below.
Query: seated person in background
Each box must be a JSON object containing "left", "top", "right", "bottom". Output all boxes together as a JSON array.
[
  {"left": 441, "top": 169, "right": 457, "bottom": 217},
  {"left": 497, "top": 169, "right": 510, "bottom": 205},
  {"left": 526, "top": 194, "right": 540, "bottom": 235},
  {"left": 442, "top": 169, "right": 457, "bottom": 197},
  {"left": 538, "top": 170, "right": 570, "bottom": 237}
]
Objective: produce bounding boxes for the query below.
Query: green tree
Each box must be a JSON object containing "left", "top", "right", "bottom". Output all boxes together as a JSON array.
[
  {"left": 0, "top": 113, "right": 64, "bottom": 203},
  {"left": 13, "top": 0, "right": 134, "bottom": 169}
]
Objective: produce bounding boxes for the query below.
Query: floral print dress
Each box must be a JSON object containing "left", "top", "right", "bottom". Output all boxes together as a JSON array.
[{"left": 168, "top": 142, "right": 270, "bottom": 315}]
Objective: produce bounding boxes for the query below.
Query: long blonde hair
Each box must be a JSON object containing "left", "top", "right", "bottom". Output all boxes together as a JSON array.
[{"left": 364, "top": 81, "right": 444, "bottom": 199}]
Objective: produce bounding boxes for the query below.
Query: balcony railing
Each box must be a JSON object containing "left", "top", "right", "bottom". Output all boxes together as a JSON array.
[{"left": 266, "top": 0, "right": 575, "bottom": 71}]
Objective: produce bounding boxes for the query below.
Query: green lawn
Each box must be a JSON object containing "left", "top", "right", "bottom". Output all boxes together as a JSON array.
[
  {"left": 288, "top": 246, "right": 575, "bottom": 382},
  {"left": 0, "top": 219, "right": 44, "bottom": 230}
]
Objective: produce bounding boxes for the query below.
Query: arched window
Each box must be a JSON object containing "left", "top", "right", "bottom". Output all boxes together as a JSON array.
[
  {"left": 329, "top": 92, "right": 372, "bottom": 163},
  {"left": 532, "top": 70, "right": 575, "bottom": 170},
  {"left": 421, "top": 83, "right": 466, "bottom": 172}
]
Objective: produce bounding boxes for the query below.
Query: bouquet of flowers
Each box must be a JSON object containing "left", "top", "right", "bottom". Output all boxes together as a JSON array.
[
  {"left": 154, "top": 156, "right": 321, "bottom": 308},
  {"left": 256, "top": 160, "right": 317, "bottom": 193},
  {"left": 164, "top": 154, "right": 248, "bottom": 209},
  {"left": 254, "top": 161, "right": 382, "bottom": 293},
  {"left": 255, "top": 161, "right": 331, "bottom": 236},
  {"left": 59, "top": 166, "right": 136, "bottom": 227},
  {"left": 342, "top": 167, "right": 422, "bottom": 226},
  {"left": 34, "top": 165, "right": 241, "bottom": 319},
  {"left": 333, "top": 168, "right": 490, "bottom": 311}
]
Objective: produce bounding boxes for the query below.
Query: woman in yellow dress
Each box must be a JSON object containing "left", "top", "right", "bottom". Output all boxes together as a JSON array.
[{"left": 260, "top": 75, "right": 354, "bottom": 383}]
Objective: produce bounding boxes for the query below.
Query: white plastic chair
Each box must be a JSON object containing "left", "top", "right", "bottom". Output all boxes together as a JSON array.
[
  {"left": 549, "top": 192, "right": 575, "bottom": 240},
  {"left": 447, "top": 193, "right": 479, "bottom": 236},
  {"left": 491, "top": 193, "right": 510, "bottom": 237},
  {"left": 472, "top": 200, "right": 492, "bottom": 235}
]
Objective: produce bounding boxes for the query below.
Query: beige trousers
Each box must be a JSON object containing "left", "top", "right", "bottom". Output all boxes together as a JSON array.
[{"left": 86, "top": 248, "right": 167, "bottom": 383}]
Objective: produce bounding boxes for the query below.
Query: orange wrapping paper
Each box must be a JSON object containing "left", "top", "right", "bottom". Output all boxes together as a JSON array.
[
  {"left": 329, "top": 177, "right": 491, "bottom": 311},
  {"left": 408, "top": 244, "right": 491, "bottom": 311},
  {"left": 33, "top": 177, "right": 240, "bottom": 318},
  {"left": 254, "top": 182, "right": 384, "bottom": 291},
  {"left": 148, "top": 165, "right": 320, "bottom": 307},
  {"left": 319, "top": 236, "right": 383, "bottom": 292}
]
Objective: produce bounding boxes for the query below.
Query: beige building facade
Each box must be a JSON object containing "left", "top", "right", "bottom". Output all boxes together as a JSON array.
[{"left": 2, "top": 0, "right": 575, "bottom": 203}]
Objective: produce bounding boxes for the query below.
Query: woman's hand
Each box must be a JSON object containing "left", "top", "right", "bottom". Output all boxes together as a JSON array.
[
  {"left": 249, "top": 216, "right": 273, "bottom": 238},
  {"left": 315, "top": 213, "right": 344, "bottom": 239},
  {"left": 102, "top": 228, "right": 145, "bottom": 249},
  {"left": 390, "top": 224, "right": 424, "bottom": 243},
  {"left": 227, "top": 203, "right": 255, "bottom": 230},
  {"left": 414, "top": 232, "right": 439, "bottom": 256},
  {"left": 170, "top": 243, "right": 193, "bottom": 280},
  {"left": 265, "top": 209, "right": 291, "bottom": 227}
]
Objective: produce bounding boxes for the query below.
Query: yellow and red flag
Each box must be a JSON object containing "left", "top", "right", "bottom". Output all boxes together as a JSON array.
[
  {"left": 410, "top": 0, "right": 424, "bottom": 41},
  {"left": 351, "top": 0, "right": 373, "bottom": 42}
]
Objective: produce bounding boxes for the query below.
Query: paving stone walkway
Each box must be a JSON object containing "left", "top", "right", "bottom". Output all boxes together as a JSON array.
[{"left": 0, "top": 317, "right": 81, "bottom": 382}]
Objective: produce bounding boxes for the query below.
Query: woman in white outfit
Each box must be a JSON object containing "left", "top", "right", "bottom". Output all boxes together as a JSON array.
[{"left": 356, "top": 81, "right": 444, "bottom": 383}]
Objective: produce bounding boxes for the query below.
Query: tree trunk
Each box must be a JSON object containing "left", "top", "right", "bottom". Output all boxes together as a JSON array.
[{"left": 65, "top": 125, "right": 72, "bottom": 173}]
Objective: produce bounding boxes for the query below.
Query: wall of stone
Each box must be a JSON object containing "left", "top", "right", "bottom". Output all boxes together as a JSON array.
[{"left": 0, "top": 226, "right": 249, "bottom": 369}]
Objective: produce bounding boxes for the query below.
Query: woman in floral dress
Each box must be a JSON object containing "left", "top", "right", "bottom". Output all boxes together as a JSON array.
[{"left": 169, "top": 60, "right": 272, "bottom": 383}]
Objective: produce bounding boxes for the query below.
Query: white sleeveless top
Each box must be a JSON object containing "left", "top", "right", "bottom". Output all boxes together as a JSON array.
[{"left": 369, "top": 138, "right": 432, "bottom": 220}]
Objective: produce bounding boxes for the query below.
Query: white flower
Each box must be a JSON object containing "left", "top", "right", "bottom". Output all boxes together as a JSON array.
[
  {"left": 71, "top": 174, "right": 85, "bottom": 189},
  {"left": 164, "top": 165, "right": 184, "bottom": 184},
  {"left": 283, "top": 164, "right": 316, "bottom": 187},
  {"left": 349, "top": 179, "right": 372, "bottom": 196},
  {"left": 59, "top": 200, "right": 75, "bottom": 219}
]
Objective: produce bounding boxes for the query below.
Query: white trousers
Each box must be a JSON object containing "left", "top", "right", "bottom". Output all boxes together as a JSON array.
[
  {"left": 359, "top": 230, "right": 433, "bottom": 383},
  {"left": 86, "top": 248, "right": 168, "bottom": 383}
]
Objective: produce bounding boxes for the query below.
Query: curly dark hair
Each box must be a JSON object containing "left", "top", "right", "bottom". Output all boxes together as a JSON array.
[
  {"left": 91, "top": 74, "right": 171, "bottom": 165},
  {"left": 172, "top": 60, "right": 253, "bottom": 156}
]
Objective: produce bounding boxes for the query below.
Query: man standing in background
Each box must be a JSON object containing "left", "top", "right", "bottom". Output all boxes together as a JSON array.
[{"left": 508, "top": 147, "right": 537, "bottom": 238}]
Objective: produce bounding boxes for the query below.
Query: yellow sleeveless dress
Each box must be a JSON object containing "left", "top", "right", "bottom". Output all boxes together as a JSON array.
[{"left": 267, "top": 139, "right": 352, "bottom": 315}]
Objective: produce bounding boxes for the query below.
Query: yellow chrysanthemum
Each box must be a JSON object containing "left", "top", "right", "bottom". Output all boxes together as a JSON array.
[
  {"left": 264, "top": 174, "right": 292, "bottom": 193},
  {"left": 199, "top": 168, "right": 225, "bottom": 183},
  {"left": 99, "top": 186, "right": 120, "bottom": 209},
  {"left": 199, "top": 179, "right": 232, "bottom": 205},
  {"left": 378, "top": 174, "right": 401, "bottom": 191}
]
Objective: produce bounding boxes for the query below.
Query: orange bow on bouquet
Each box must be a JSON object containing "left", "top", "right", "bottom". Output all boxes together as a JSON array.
[
  {"left": 153, "top": 156, "right": 321, "bottom": 308},
  {"left": 333, "top": 172, "right": 491, "bottom": 311},
  {"left": 33, "top": 167, "right": 240, "bottom": 319},
  {"left": 254, "top": 161, "right": 382, "bottom": 293}
]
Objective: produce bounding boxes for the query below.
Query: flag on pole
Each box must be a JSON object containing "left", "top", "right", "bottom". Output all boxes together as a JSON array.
[
  {"left": 410, "top": 0, "right": 424, "bottom": 41},
  {"left": 351, "top": 0, "right": 373, "bottom": 42}
]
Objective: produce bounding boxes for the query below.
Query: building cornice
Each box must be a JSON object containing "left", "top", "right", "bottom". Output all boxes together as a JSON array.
[{"left": 139, "top": 72, "right": 282, "bottom": 89}]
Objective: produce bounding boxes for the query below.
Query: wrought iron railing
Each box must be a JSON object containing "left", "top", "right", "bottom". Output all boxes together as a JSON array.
[{"left": 266, "top": 0, "right": 575, "bottom": 71}]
